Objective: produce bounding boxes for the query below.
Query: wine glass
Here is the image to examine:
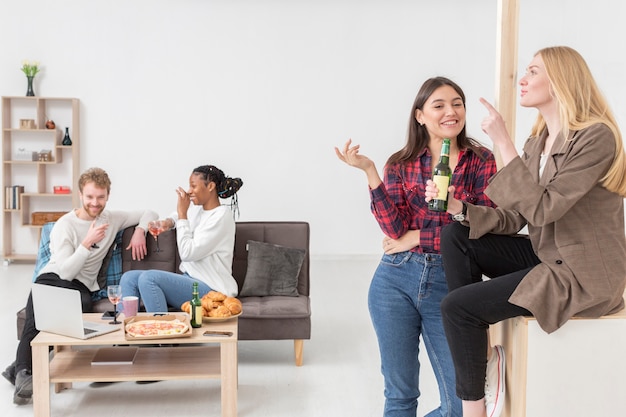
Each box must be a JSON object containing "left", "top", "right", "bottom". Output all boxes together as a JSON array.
[
  {"left": 148, "top": 220, "right": 164, "bottom": 252},
  {"left": 91, "top": 212, "right": 109, "bottom": 249},
  {"left": 107, "top": 285, "right": 122, "bottom": 325}
]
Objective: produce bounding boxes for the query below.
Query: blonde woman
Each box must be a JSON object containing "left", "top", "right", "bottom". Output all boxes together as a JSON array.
[{"left": 430, "top": 46, "right": 626, "bottom": 417}]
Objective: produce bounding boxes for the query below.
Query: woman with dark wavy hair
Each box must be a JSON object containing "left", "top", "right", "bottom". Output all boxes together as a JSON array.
[
  {"left": 120, "top": 165, "right": 243, "bottom": 312},
  {"left": 336, "top": 77, "right": 497, "bottom": 417}
]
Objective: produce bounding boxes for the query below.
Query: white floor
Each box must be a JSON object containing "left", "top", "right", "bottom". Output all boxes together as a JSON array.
[{"left": 0, "top": 258, "right": 441, "bottom": 417}]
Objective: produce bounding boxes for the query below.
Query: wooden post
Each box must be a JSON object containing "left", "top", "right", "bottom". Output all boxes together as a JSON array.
[
  {"left": 490, "top": 2, "right": 520, "bottom": 417},
  {"left": 493, "top": 0, "right": 520, "bottom": 167}
]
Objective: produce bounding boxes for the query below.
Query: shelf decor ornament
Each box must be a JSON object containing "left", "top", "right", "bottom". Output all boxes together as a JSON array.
[
  {"left": 62, "top": 127, "right": 72, "bottom": 146},
  {"left": 20, "top": 60, "right": 41, "bottom": 97}
]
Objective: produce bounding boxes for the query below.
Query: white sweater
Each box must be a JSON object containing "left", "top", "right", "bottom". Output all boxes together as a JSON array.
[
  {"left": 40, "top": 209, "right": 158, "bottom": 291},
  {"left": 174, "top": 205, "right": 238, "bottom": 296}
]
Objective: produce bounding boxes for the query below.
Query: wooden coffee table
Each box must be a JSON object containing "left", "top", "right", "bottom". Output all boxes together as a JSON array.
[{"left": 31, "top": 313, "right": 238, "bottom": 417}]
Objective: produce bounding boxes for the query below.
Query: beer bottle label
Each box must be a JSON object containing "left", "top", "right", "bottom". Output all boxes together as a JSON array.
[{"left": 433, "top": 175, "right": 450, "bottom": 200}]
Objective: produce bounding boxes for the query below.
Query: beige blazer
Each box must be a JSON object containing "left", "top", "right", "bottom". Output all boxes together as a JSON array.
[{"left": 467, "top": 123, "right": 626, "bottom": 333}]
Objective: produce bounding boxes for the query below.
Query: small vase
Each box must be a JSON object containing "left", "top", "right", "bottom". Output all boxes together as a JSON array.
[
  {"left": 62, "top": 127, "right": 72, "bottom": 146},
  {"left": 26, "top": 76, "right": 35, "bottom": 97}
]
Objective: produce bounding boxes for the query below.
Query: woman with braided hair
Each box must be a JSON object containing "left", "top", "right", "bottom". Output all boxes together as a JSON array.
[{"left": 120, "top": 165, "right": 243, "bottom": 312}]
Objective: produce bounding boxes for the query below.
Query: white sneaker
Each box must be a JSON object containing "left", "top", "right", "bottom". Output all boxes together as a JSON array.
[{"left": 485, "top": 345, "right": 505, "bottom": 417}]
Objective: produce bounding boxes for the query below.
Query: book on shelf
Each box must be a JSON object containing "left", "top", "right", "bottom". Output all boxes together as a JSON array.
[{"left": 5, "top": 185, "right": 24, "bottom": 210}]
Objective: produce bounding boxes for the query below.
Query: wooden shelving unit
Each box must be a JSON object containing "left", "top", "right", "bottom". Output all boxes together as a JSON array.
[{"left": 1, "top": 96, "right": 80, "bottom": 263}]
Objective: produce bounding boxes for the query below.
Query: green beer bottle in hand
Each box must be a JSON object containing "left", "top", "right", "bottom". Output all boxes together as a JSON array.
[{"left": 428, "top": 138, "right": 451, "bottom": 212}]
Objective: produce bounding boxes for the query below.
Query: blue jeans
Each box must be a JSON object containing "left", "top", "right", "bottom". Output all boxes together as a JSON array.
[
  {"left": 369, "top": 252, "right": 461, "bottom": 417},
  {"left": 120, "top": 270, "right": 213, "bottom": 313}
]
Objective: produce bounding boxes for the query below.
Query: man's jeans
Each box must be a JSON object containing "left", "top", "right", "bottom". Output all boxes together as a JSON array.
[{"left": 368, "top": 251, "right": 461, "bottom": 417}]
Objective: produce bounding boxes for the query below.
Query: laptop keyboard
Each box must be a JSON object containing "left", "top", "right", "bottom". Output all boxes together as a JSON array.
[{"left": 83, "top": 328, "right": 98, "bottom": 335}]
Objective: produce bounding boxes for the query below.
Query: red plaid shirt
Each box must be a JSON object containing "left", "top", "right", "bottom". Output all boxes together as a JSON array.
[{"left": 370, "top": 146, "right": 497, "bottom": 253}]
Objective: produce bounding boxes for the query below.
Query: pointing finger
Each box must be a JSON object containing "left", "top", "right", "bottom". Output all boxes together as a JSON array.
[{"left": 479, "top": 97, "right": 498, "bottom": 114}]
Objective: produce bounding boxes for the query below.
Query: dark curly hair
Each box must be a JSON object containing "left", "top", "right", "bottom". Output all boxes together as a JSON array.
[{"left": 192, "top": 165, "right": 243, "bottom": 199}]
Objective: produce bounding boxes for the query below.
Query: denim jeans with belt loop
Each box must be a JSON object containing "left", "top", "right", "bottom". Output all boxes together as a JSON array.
[{"left": 368, "top": 251, "right": 461, "bottom": 417}]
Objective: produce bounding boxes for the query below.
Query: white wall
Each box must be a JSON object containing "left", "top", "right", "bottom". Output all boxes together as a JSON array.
[{"left": 1, "top": 0, "right": 625, "bottom": 257}]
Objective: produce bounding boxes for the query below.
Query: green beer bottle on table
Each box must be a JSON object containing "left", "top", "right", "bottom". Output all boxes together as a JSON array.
[
  {"left": 190, "top": 282, "right": 203, "bottom": 328},
  {"left": 428, "top": 138, "right": 451, "bottom": 212}
]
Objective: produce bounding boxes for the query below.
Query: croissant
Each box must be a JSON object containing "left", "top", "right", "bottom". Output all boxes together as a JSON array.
[
  {"left": 201, "top": 297, "right": 215, "bottom": 311},
  {"left": 223, "top": 297, "right": 242, "bottom": 315},
  {"left": 206, "top": 290, "right": 227, "bottom": 302},
  {"left": 208, "top": 305, "right": 231, "bottom": 317},
  {"left": 181, "top": 301, "right": 191, "bottom": 314}
]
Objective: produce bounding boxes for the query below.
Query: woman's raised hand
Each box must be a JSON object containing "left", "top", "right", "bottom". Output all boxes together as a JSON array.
[
  {"left": 335, "top": 139, "right": 375, "bottom": 172},
  {"left": 479, "top": 98, "right": 511, "bottom": 146},
  {"left": 335, "top": 139, "right": 383, "bottom": 189},
  {"left": 175, "top": 186, "right": 191, "bottom": 217},
  {"left": 480, "top": 98, "right": 518, "bottom": 166}
]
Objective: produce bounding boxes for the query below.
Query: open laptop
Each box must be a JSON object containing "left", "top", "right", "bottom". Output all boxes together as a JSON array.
[{"left": 32, "top": 284, "right": 120, "bottom": 339}]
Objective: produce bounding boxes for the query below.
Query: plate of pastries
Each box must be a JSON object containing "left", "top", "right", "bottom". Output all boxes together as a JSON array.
[{"left": 181, "top": 290, "right": 243, "bottom": 322}]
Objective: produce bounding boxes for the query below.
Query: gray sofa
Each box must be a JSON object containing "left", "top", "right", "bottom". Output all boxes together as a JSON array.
[{"left": 17, "top": 221, "right": 311, "bottom": 366}]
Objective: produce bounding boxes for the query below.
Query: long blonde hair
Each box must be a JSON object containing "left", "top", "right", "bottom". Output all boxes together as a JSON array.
[{"left": 530, "top": 46, "right": 626, "bottom": 197}]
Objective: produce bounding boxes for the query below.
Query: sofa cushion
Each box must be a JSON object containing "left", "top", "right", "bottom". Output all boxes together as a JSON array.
[
  {"left": 90, "top": 238, "right": 123, "bottom": 301},
  {"left": 240, "top": 295, "right": 311, "bottom": 319},
  {"left": 239, "top": 240, "right": 305, "bottom": 297},
  {"left": 32, "top": 222, "right": 55, "bottom": 281},
  {"left": 122, "top": 228, "right": 180, "bottom": 273}
]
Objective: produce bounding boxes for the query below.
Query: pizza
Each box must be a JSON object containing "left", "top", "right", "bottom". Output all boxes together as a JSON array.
[{"left": 125, "top": 319, "right": 189, "bottom": 338}]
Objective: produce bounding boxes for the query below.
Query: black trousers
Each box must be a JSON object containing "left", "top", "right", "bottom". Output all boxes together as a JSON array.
[
  {"left": 15, "top": 273, "right": 93, "bottom": 373},
  {"left": 440, "top": 222, "right": 539, "bottom": 400}
]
